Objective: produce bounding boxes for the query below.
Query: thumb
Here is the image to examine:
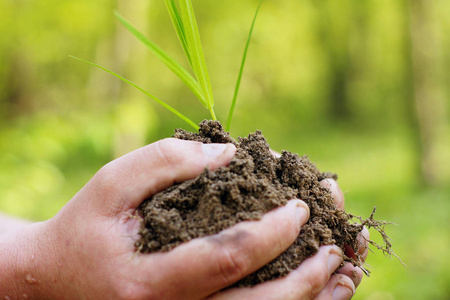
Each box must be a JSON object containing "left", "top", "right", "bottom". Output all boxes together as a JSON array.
[{"left": 83, "top": 138, "right": 236, "bottom": 215}]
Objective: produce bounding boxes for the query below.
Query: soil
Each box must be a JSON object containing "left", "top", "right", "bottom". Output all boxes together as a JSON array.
[{"left": 135, "top": 120, "right": 393, "bottom": 287}]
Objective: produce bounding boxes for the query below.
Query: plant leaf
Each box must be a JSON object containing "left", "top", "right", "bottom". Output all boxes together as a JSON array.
[
  {"left": 164, "top": 0, "right": 192, "bottom": 67},
  {"left": 226, "top": 0, "right": 263, "bottom": 132},
  {"left": 114, "top": 11, "right": 207, "bottom": 108},
  {"left": 179, "top": 0, "right": 216, "bottom": 120},
  {"left": 69, "top": 55, "right": 199, "bottom": 130}
]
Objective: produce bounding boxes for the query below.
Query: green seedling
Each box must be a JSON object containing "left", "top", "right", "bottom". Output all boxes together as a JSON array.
[{"left": 71, "top": 0, "right": 263, "bottom": 131}]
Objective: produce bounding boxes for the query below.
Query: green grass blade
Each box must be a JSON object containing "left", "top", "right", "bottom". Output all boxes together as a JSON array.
[
  {"left": 69, "top": 55, "right": 199, "bottom": 130},
  {"left": 226, "top": 0, "right": 263, "bottom": 132},
  {"left": 114, "top": 11, "right": 207, "bottom": 108},
  {"left": 179, "top": 0, "right": 216, "bottom": 120},
  {"left": 164, "top": 0, "right": 192, "bottom": 67}
]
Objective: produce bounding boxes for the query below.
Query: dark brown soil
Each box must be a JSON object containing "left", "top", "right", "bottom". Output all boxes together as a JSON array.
[{"left": 135, "top": 120, "right": 393, "bottom": 287}]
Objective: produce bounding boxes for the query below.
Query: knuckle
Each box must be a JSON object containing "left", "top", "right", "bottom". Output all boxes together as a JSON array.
[
  {"left": 272, "top": 209, "right": 301, "bottom": 249},
  {"left": 215, "top": 244, "right": 248, "bottom": 284},
  {"left": 93, "top": 162, "right": 121, "bottom": 195},
  {"left": 115, "top": 282, "right": 157, "bottom": 300},
  {"left": 275, "top": 225, "right": 297, "bottom": 254},
  {"left": 302, "top": 260, "right": 331, "bottom": 297},
  {"left": 314, "top": 272, "right": 330, "bottom": 294},
  {"left": 154, "top": 138, "right": 182, "bottom": 167},
  {"left": 301, "top": 280, "right": 315, "bottom": 300}
]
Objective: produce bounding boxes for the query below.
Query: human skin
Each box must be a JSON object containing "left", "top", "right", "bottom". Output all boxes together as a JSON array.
[{"left": 0, "top": 138, "right": 368, "bottom": 299}]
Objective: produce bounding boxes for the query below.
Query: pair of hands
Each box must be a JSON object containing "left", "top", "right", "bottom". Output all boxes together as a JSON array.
[{"left": 1, "top": 139, "right": 368, "bottom": 299}]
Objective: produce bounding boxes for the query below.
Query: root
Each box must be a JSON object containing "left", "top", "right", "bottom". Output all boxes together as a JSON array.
[{"left": 347, "top": 207, "right": 406, "bottom": 275}]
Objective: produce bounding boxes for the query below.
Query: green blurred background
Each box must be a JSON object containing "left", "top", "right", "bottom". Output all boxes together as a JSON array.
[{"left": 0, "top": 0, "right": 449, "bottom": 298}]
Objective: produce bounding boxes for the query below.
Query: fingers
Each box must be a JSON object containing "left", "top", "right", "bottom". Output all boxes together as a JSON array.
[
  {"left": 313, "top": 273, "right": 355, "bottom": 300},
  {"left": 320, "top": 178, "right": 344, "bottom": 209},
  {"left": 356, "top": 226, "right": 370, "bottom": 279},
  {"left": 344, "top": 226, "right": 370, "bottom": 261},
  {"left": 335, "top": 262, "right": 364, "bottom": 288},
  {"left": 272, "top": 155, "right": 343, "bottom": 210},
  {"left": 358, "top": 226, "right": 370, "bottom": 260},
  {"left": 84, "top": 139, "right": 236, "bottom": 214},
  {"left": 319, "top": 179, "right": 370, "bottom": 292},
  {"left": 340, "top": 226, "right": 370, "bottom": 289},
  {"left": 270, "top": 149, "right": 281, "bottom": 158},
  {"left": 210, "top": 245, "right": 344, "bottom": 300},
  {"left": 135, "top": 199, "right": 310, "bottom": 300},
  {"left": 319, "top": 178, "right": 369, "bottom": 261}
]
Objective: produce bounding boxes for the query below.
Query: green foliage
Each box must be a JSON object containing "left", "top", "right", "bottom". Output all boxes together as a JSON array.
[
  {"left": 70, "top": 55, "right": 199, "bottom": 130},
  {"left": 115, "top": 10, "right": 205, "bottom": 111},
  {"left": 1, "top": 1, "right": 450, "bottom": 299},
  {"left": 74, "top": 0, "right": 262, "bottom": 130},
  {"left": 177, "top": 0, "right": 215, "bottom": 120},
  {"left": 226, "top": 0, "right": 263, "bottom": 132}
]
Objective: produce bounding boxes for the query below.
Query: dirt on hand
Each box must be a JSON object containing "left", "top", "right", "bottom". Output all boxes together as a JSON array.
[{"left": 135, "top": 120, "right": 393, "bottom": 287}]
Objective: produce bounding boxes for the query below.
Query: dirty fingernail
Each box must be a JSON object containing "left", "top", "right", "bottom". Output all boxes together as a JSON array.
[
  {"left": 328, "top": 248, "right": 343, "bottom": 274},
  {"left": 202, "top": 143, "right": 230, "bottom": 159},
  {"left": 333, "top": 284, "right": 354, "bottom": 300},
  {"left": 296, "top": 200, "right": 310, "bottom": 226}
]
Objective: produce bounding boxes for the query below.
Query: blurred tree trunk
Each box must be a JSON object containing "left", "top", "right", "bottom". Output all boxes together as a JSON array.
[
  {"left": 88, "top": 0, "right": 153, "bottom": 157},
  {"left": 328, "top": 54, "right": 351, "bottom": 120},
  {"left": 406, "top": 0, "right": 444, "bottom": 186},
  {"left": 1, "top": 54, "right": 32, "bottom": 119},
  {"left": 313, "top": 0, "right": 353, "bottom": 121},
  {"left": 87, "top": 0, "right": 134, "bottom": 105},
  {"left": 1, "top": 2, "right": 34, "bottom": 120}
]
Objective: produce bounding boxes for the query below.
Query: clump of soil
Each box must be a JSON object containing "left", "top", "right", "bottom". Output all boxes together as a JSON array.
[{"left": 135, "top": 120, "right": 394, "bottom": 287}]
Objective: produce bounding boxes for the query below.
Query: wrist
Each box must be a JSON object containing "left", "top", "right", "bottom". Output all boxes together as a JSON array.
[
  {"left": 0, "top": 221, "right": 62, "bottom": 299},
  {"left": 0, "top": 213, "right": 31, "bottom": 235}
]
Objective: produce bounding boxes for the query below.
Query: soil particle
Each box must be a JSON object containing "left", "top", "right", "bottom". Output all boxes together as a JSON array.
[{"left": 135, "top": 120, "right": 392, "bottom": 287}]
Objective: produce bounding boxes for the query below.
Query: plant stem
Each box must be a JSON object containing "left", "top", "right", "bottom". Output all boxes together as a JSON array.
[
  {"left": 180, "top": 0, "right": 215, "bottom": 115},
  {"left": 115, "top": 11, "right": 207, "bottom": 108},
  {"left": 209, "top": 107, "right": 217, "bottom": 121}
]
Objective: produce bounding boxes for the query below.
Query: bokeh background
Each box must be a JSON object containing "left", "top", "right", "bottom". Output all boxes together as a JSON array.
[{"left": 1, "top": 0, "right": 449, "bottom": 298}]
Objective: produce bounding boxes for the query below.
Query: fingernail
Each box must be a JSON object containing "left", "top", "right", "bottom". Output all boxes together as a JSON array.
[
  {"left": 333, "top": 283, "right": 354, "bottom": 300},
  {"left": 295, "top": 200, "right": 309, "bottom": 226},
  {"left": 202, "top": 143, "right": 230, "bottom": 159},
  {"left": 320, "top": 178, "right": 333, "bottom": 190},
  {"left": 321, "top": 178, "right": 344, "bottom": 209},
  {"left": 328, "top": 248, "right": 343, "bottom": 274}
]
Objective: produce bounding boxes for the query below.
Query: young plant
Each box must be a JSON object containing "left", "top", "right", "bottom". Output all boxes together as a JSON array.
[{"left": 71, "top": 0, "right": 263, "bottom": 132}]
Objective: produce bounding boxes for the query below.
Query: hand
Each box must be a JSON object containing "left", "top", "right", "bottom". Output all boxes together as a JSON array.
[
  {"left": 266, "top": 149, "right": 369, "bottom": 299},
  {"left": 210, "top": 179, "right": 368, "bottom": 300},
  {"left": 0, "top": 139, "right": 365, "bottom": 299},
  {"left": 0, "top": 212, "right": 31, "bottom": 234},
  {"left": 317, "top": 178, "right": 370, "bottom": 299}
]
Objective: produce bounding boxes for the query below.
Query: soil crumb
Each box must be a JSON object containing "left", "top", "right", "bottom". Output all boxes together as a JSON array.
[{"left": 135, "top": 120, "right": 394, "bottom": 287}]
